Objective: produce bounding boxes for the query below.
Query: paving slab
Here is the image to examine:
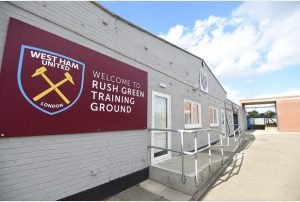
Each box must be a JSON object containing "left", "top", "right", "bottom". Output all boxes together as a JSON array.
[
  {"left": 112, "top": 186, "right": 167, "bottom": 201},
  {"left": 159, "top": 187, "right": 192, "bottom": 201},
  {"left": 139, "top": 179, "right": 167, "bottom": 195}
]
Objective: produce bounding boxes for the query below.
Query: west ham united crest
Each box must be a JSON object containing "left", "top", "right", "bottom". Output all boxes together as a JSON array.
[
  {"left": 17, "top": 45, "right": 85, "bottom": 115},
  {"left": 200, "top": 69, "right": 208, "bottom": 93}
]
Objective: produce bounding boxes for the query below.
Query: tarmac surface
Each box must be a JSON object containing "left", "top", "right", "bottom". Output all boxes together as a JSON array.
[
  {"left": 202, "top": 132, "right": 300, "bottom": 201},
  {"left": 106, "top": 131, "right": 300, "bottom": 201}
]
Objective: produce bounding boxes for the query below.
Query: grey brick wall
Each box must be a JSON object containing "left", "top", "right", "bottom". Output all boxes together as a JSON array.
[
  {"left": 0, "top": 132, "right": 149, "bottom": 200},
  {"left": 0, "top": 2, "right": 246, "bottom": 200}
]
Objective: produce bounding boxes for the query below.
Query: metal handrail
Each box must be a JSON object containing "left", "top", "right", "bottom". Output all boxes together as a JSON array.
[
  {"left": 149, "top": 128, "right": 223, "bottom": 133},
  {"left": 212, "top": 132, "right": 229, "bottom": 165},
  {"left": 233, "top": 125, "right": 243, "bottom": 141},
  {"left": 148, "top": 125, "right": 245, "bottom": 184},
  {"left": 233, "top": 125, "right": 246, "bottom": 149},
  {"left": 148, "top": 127, "right": 227, "bottom": 183}
]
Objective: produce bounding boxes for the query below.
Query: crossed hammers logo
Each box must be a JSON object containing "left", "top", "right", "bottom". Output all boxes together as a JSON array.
[{"left": 31, "top": 66, "right": 75, "bottom": 104}]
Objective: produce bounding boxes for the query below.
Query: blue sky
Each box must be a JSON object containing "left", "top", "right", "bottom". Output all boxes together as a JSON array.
[
  {"left": 101, "top": 2, "right": 242, "bottom": 34},
  {"left": 101, "top": 2, "right": 300, "bottom": 105}
]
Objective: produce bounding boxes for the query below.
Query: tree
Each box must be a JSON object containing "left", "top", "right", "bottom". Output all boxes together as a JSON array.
[
  {"left": 264, "top": 110, "right": 276, "bottom": 118},
  {"left": 248, "top": 110, "right": 259, "bottom": 117}
]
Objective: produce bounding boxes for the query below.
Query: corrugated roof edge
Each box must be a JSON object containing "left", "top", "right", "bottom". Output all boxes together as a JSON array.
[{"left": 92, "top": 2, "right": 227, "bottom": 94}]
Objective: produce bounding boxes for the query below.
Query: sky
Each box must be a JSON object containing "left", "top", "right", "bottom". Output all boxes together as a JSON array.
[{"left": 101, "top": 1, "right": 300, "bottom": 105}]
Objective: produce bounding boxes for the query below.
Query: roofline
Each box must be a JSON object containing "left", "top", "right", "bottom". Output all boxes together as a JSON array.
[
  {"left": 240, "top": 94, "right": 300, "bottom": 104},
  {"left": 92, "top": 2, "right": 227, "bottom": 94},
  {"left": 226, "top": 98, "right": 241, "bottom": 107}
]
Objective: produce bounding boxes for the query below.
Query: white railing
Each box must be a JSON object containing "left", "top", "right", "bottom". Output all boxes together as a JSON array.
[
  {"left": 233, "top": 124, "right": 244, "bottom": 148},
  {"left": 148, "top": 124, "right": 245, "bottom": 184}
]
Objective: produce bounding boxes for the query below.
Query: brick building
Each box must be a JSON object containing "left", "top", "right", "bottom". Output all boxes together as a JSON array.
[
  {"left": 0, "top": 2, "right": 246, "bottom": 200},
  {"left": 241, "top": 95, "right": 300, "bottom": 132}
]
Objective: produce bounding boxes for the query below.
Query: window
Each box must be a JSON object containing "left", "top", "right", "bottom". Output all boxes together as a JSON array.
[
  {"left": 220, "top": 110, "right": 224, "bottom": 126},
  {"left": 209, "top": 107, "right": 219, "bottom": 127},
  {"left": 184, "top": 100, "right": 201, "bottom": 128}
]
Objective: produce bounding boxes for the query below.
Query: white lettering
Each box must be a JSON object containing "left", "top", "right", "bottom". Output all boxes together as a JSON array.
[
  {"left": 92, "top": 70, "right": 131, "bottom": 87},
  {"left": 90, "top": 102, "right": 132, "bottom": 113},
  {"left": 91, "top": 80, "right": 119, "bottom": 93},
  {"left": 40, "top": 102, "right": 63, "bottom": 109},
  {"left": 121, "top": 87, "right": 144, "bottom": 98},
  {"left": 30, "top": 50, "right": 79, "bottom": 71},
  {"left": 90, "top": 91, "right": 135, "bottom": 104}
]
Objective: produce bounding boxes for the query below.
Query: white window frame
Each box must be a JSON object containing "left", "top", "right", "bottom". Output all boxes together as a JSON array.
[
  {"left": 209, "top": 106, "right": 219, "bottom": 127},
  {"left": 184, "top": 99, "right": 202, "bottom": 129},
  {"left": 151, "top": 91, "right": 172, "bottom": 164}
]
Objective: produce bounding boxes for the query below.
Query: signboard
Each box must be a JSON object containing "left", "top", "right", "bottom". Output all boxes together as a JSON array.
[
  {"left": 200, "top": 69, "right": 208, "bottom": 93},
  {"left": 0, "top": 18, "right": 148, "bottom": 137}
]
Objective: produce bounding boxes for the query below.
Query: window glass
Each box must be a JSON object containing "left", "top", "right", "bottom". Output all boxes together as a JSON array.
[
  {"left": 209, "top": 107, "right": 219, "bottom": 126},
  {"left": 184, "top": 102, "right": 191, "bottom": 124},
  {"left": 154, "top": 96, "right": 167, "bottom": 128},
  {"left": 184, "top": 100, "right": 201, "bottom": 128},
  {"left": 221, "top": 110, "right": 225, "bottom": 125},
  {"left": 154, "top": 132, "right": 168, "bottom": 157},
  {"left": 192, "top": 104, "right": 199, "bottom": 124},
  {"left": 209, "top": 108, "right": 213, "bottom": 124},
  {"left": 213, "top": 109, "right": 217, "bottom": 123}
]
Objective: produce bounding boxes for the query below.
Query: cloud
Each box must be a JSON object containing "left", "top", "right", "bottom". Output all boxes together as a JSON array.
[
  {"left": 159, "top": 2, "right": 300, "bottom": 79},
  {"left": 223, "top": 85, "right": 244, "bottom": 104}
]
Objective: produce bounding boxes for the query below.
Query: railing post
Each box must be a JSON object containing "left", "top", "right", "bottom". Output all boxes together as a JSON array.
[
  {"left": 180, "top": 131, "right": 185, "bottom": 183},
  {"left": 238, "top": 128, "right": 241, "bottom": 149},
  {"left": 234, "top": 128, "right": 236, "bottom": 141},
  {"left": 194, "top": 132, "right": 198, "bottom": 183},
  {"left": 227, "top": 133, "right": 230, "bottom": 146},
  {"left": 220, "top": 133, "right": 224, "bottom": 165},
  {"left": 208, "top": 132, "right": 212, "bottom": 171}
]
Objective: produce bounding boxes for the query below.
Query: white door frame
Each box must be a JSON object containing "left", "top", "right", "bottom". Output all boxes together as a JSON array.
[{"left": 151, "top": 91, "right": 171, "bottom": 164}]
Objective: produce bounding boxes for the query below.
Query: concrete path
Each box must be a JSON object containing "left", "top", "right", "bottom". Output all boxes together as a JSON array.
[
  {"left": 105, "top": 179, "right": 191, "bottom": 201},
  {"left": 202, "top": 132, "right": 300, "bottom": 201}
]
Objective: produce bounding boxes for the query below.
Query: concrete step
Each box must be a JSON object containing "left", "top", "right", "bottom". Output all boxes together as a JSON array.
[{"left": 149, "top": 136, "right": 240, "bottom": 196}]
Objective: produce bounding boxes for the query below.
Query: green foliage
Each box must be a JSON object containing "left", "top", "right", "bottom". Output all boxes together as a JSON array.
[
  {"left": 248, "top": 110, "right": 259, "bottom": 117},
  {"left": 264, "top": 110, "right": 276, "bottom": 118}
]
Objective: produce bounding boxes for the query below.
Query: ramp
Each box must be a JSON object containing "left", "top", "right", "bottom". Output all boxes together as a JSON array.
[{"left": 149, "top": 136, "right": 241, "bottom": 196}]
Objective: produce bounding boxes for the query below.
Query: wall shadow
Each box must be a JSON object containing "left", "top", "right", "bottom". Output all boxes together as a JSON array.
[{"left": 208, "top": 134, "right": 256, "bottom": 190}]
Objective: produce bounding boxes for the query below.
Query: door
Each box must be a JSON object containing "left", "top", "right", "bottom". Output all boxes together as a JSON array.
[
  {"left": 233, "top": 113, "right": 239, "bottom": 131},
  {"left": 151, "top": 91, "right": 171, "bottom": 163}
]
